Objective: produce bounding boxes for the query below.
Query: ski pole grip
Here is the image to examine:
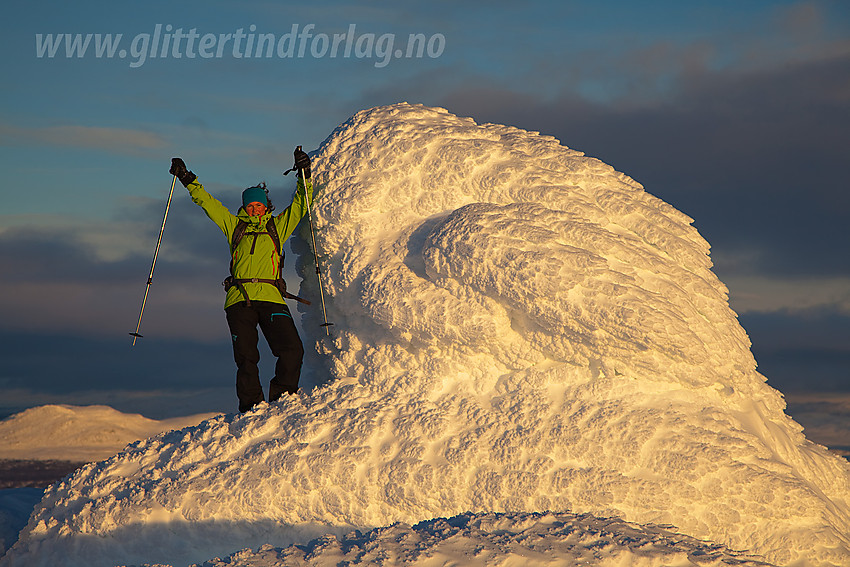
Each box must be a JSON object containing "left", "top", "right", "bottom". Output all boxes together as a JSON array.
[{"left": 294, "top": 145, "right": 311, "bottom": 179}]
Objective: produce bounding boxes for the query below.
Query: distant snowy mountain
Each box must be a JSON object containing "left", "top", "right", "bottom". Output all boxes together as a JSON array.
[
  {"left": 0, "top": 405, "right": 218, "bottom": 462},
  {"left": 3, "top": 104, "right": 849, "bottom": 567}
]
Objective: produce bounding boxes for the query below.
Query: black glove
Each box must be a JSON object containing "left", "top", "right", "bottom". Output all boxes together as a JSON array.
[
  {"left": 169, "top": 157, "right": 197, "bottom": 187},
  {"left": 294, "top": 146, "right": 311, "bottom": 179}
]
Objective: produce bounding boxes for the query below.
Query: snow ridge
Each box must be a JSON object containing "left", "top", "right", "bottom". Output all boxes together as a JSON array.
[{"left": 3, "top": 103, "right": 850, "bottom": 567}]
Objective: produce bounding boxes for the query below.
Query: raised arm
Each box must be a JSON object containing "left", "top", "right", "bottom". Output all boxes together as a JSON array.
[
  {"left": 170, "top": 157, "right": 238, "bottom": 239},
  {"left": 275, "top": 174, "right": 314, "bottom": 241}
]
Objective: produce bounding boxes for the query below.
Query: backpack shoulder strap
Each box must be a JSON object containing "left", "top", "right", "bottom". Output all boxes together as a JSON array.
[
  {"left": 229, "top": 218, "right": 282, "bottom": 260},
  {"left": 266, "top": 217, "right": 282, "bottom": 257},
  {"left": 230, "top": 219, "right": 250, "bottom": 254}
]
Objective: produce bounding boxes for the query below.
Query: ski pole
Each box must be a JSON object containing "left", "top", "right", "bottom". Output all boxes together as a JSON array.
[
  {"left": 300, "top": 169, "right": 333, "bottom": 335},
  {"left": 130, "top": 174, "right": 177, "bottom": 345},
  {"left": 286, "top": 147, "right": 333, "bottom": 334},
  {"left": 285, "top": 148, "right": 333, "bottom": 334}
]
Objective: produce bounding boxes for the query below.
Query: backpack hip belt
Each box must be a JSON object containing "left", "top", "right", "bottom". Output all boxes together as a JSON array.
[{"left": 223, "top": 276, "right": 311, "bottom": 305}]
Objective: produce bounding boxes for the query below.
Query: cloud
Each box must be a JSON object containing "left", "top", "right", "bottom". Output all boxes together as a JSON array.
[
  {"left": 0, "top": 123, "right": 167, "bottom": 156},
  {"left": 784, "top": 392, "right": 850, "bottom": 456},
  {"left": 0, "top": 116, "right": 285, "bottom": 168},
  {"left": 739, "top": 309, "right": 850, "bottom": 393},
  {"left": 0, "top": 330, "right": 238, "bottom": 419},
  {"left": 726, "top": 276, "right": 850, "bottom": 316},
  {"left": 0, "top": 198, "right": 233, "bottom": 340},
  {"left": 0, "top": 212, "right": 155, "bottom": 263}
]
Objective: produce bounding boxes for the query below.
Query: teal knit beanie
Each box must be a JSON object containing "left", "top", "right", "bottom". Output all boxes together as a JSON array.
[{"left": 242, "top": 186, "right": 268, "bottom": 208}]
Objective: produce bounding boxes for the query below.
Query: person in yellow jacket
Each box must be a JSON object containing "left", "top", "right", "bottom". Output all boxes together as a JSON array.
[{"left": 169, "top": 151, "right": 313, "bottom": 413}]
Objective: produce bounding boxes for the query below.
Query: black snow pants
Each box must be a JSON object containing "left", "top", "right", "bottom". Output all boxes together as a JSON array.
[{"left": 225, "top": 300, "right": 304, "bottom": 413}]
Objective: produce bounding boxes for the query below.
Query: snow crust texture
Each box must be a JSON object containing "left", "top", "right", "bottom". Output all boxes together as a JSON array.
[
  {"left": 4, "top": 104, "right": 850, "bottom": 567},
  {"left": 193, "top": 511, "right": 774, "bottom": 567}
]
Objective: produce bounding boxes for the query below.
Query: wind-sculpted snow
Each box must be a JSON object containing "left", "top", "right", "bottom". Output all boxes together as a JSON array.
[
  {"left": 195, "top": 511, "right": 774, "bottom": 567},
  {"left": 4, "top": 104, "right": 850, "bottom": 567}
]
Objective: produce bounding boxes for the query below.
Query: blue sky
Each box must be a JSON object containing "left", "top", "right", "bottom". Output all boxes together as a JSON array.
[{"left": 1, "top": 0, "right": 848, "bottom": 418}]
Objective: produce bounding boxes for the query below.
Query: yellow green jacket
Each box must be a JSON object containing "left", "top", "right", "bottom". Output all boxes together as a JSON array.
[{"left": 186, "top": 176, "right": 313, "bottom": 309}]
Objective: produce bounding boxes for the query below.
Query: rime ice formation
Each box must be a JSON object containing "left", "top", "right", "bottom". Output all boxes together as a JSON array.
[{"left": 3, "top": 104, "right": 850, "bottom": 567}]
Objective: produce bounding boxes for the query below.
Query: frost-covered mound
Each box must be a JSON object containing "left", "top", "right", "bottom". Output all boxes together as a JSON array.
[
  {"left": 4, "top": 103, "right": 850, "bottom": 567},
  {"left": 0, "top": 405, "right": 218, "bottom": 462},
  {"left": 193, "top": 511, "right": 773, "bottom": 567}
]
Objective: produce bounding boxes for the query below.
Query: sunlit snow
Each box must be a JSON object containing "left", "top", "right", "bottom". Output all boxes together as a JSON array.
[{"left": 3, "top": 104, "right": 849, "bottom": 567}]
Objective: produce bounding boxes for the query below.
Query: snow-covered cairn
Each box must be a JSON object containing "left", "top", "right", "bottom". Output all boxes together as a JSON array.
[{"left": 6, "top": 104, "right": 850, "bottom": 567}]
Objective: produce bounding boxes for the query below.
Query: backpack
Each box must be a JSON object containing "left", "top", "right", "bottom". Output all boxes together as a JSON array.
[{"left": 222, "top": 217, "right": 311, "bottom": 306}]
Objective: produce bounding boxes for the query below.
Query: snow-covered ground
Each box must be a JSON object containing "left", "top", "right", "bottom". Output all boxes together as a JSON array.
[
  {"left": 1, "top": 402, "right": 842, "bottom": 566},
  {"left": 2, "top": 104, "right": 849, "bottom": 566}
]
